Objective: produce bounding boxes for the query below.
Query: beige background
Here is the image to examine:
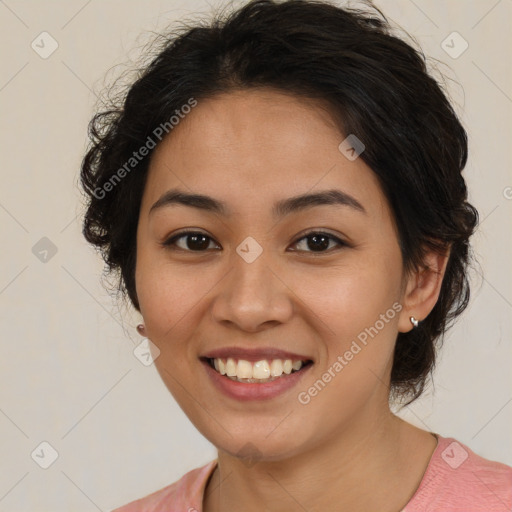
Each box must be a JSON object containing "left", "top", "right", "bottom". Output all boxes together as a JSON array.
[{"left": 0, "top": 0, "right": 511, "bottom": 510}]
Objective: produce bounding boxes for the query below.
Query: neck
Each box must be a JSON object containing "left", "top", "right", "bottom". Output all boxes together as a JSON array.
[{"left": 203, "top": 408, "right": 437, "bottom": 512}]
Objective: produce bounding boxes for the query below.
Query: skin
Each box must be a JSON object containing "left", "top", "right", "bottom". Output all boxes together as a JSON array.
[{"left": 135, "top": 89, "right": 450, "bottom": 512}]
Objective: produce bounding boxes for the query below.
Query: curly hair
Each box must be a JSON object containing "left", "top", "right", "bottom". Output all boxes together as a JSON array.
[{"left": 80, "top": 0, "right": 479, "bottom": 405}]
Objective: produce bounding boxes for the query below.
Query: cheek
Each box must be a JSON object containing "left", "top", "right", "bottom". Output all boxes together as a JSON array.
[
  {"left": 136, "top": 257, "right": 213, "bottom": 337},
  {"left": 135, "top": 256, "right": 214, "bottom": 404},
  {"left": 296, "top": 254, "right": 402, "bottom": 393},
  {"left": 295, "top": 256, "right": 401, "bottom": 335},
  {"left": 294, "top": 275, "right": 401, "bottom": 423}
]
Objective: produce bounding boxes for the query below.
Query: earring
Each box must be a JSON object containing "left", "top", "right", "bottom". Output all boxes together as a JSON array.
[
  {"left": 136, "top": 324, "right": 146, "bottom": 336},
  {"left": 410, "top": 316, "right": 419, "bottom": 328}
]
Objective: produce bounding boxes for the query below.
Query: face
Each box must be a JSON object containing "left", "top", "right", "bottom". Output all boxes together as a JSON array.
[{"left": 135, "top": 89, "right": 408, "bottom": 462}]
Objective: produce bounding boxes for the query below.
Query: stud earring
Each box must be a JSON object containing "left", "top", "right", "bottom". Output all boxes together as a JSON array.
[
  {"left": 136, "top": 324, "right": 146, "bottom": 336},
  {"left": 410, "top": 316, "right": 419, "bottom": 328}
]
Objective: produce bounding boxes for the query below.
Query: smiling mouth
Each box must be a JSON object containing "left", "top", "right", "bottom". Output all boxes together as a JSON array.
[{"left": 201, "top": 357, "right": 314, "bottom": 383}]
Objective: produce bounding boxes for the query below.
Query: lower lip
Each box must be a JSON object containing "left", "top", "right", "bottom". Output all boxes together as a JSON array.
[{"left": 201, "top": 359, "right": 313, "bottom": 401}]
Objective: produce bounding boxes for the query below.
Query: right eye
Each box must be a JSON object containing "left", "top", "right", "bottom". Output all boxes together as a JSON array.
[{"left": 162, "top": 230, "right": 221, "bottom": 252}]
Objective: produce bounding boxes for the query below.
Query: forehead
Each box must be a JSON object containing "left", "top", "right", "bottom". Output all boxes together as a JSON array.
[
  {"left": 143, "top": 89, "right": 389, "bottom": 220},
  {"left": 154, "top": 89, "right": 341, "bottom": 166}
]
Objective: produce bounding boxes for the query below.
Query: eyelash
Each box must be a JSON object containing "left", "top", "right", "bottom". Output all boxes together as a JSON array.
[{"left": 161, "top": 229, "right": 348, "bottom": 254}]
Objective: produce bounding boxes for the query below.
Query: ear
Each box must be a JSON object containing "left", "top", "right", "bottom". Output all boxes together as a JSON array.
[{"left": 398, "top": 245, "right": 451, "bottom": 333}]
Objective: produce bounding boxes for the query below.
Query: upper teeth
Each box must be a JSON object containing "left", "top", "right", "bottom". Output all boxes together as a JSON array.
[{"left": 212, "top": 358, "right": 305, "bottom": 380}]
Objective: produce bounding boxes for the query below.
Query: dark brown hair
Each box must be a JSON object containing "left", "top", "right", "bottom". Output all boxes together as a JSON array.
[{"left": 80, "top": 0, "right": 479, "bottom": 405}]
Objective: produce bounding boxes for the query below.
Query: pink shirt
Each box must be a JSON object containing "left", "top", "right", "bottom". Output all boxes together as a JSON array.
[{"left": 112, "top": 435, "right": 512, "bottom": 511}]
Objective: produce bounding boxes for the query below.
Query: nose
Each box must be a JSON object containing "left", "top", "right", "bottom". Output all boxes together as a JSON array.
[{"left": 210, "top": 250, "right": 294, "bottom": 332}]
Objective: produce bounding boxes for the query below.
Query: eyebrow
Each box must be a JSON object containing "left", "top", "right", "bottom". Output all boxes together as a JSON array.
[{"left": 149, "top": 188, "right": 366, "bottom": 218}]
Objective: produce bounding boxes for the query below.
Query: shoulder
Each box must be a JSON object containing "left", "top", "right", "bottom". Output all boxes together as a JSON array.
[
  {"left": 111, "top": 460, "right": 217, "bottom": 512},
  {"left": 404, "top": 435, "right": 512, "bottom": 511}
]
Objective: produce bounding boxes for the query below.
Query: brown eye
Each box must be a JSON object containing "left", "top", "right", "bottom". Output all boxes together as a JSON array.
[
  {"left": 163, "top": 231, "right": 220, "bottom": 251},
  {"left": 290, "top": 232, "right": 346, "bottom": 253}
]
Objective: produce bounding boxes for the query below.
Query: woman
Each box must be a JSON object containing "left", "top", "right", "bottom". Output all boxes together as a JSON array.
[{"left": 80, "top": 0, "right": 512, "bottom": 510}]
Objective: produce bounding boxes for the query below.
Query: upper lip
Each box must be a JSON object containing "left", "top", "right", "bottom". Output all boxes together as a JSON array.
[{"left": 201, "top": 347, "right": 314, "bottom": 363}]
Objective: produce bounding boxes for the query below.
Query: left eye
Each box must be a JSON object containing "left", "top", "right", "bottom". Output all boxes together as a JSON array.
[
  {"left": 162, "top": 231, "right": 346, "bottom": 253},
  {"left": 290, "top": 232, "right": 346, "bottom": 253}
]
